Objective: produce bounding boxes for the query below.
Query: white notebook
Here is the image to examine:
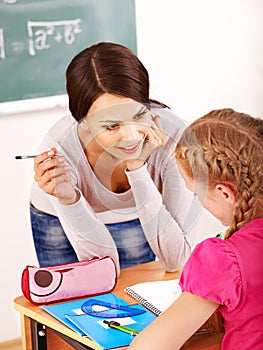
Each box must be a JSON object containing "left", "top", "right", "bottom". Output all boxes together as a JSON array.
[{"left": 125, "top": 279, "right": 182, "bottom": 316}]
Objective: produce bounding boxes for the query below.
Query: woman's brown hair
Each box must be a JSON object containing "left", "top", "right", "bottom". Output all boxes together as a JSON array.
[
  {"left": 66, "top": 42, "right": 168, "bottom": 122},
  {"left": 176, "top": 108, "right": 263, "bottom": 238}
]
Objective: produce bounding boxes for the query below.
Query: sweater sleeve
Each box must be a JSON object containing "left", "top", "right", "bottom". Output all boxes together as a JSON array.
[
  {"left": 31, "top": 118, "right": 121, "bottom": 274},
  {"left": 51, "top": 192, "right": 121, "bottom": 275},
  {"left": 126, "top": 163, "right": 200, "bottom": 272}
]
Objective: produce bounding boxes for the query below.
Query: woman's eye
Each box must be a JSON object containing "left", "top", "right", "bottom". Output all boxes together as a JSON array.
[
  {"left": 134, "top": 110, "right": 148, "bottom": 120},
  {"left": 105, "top": 123, "right": 120, "bottom": 130}
]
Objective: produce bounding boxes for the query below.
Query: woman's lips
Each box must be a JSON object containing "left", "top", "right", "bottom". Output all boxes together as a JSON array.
[{"left": 116, "top": 141, "right": 141, "bottom": 154}]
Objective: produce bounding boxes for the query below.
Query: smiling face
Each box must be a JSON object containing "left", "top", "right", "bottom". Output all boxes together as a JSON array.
[{"left": 79, "top": 94, "right": 153, "bottom": 160}]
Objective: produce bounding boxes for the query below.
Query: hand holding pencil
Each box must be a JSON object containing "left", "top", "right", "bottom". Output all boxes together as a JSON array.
[{"left": 32, "top": 148, "right": 79, "bottom": 205}]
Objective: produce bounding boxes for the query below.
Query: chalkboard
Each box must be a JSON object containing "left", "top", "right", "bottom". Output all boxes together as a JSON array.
[{"left": 0, "top": 0, "right": 137, "bottom": 105}]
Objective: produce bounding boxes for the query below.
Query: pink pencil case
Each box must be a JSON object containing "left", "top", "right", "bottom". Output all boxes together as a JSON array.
[{"left": 21, "top": 256, "right": 117, "bottom": 305}]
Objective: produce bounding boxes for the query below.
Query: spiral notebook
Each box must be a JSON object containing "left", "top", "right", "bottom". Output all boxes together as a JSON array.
[{"left": 125, "top": 279, "right": 182, "bottom": 316}]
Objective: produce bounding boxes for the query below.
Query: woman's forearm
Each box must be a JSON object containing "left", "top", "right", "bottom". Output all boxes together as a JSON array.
[{"left": 52, "top": 192, "right": 121, "bottom": 274}]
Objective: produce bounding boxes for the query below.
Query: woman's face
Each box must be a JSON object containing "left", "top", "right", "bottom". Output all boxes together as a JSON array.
[{"left": 80, "top": 93, "right": 153, "bottom": 160}]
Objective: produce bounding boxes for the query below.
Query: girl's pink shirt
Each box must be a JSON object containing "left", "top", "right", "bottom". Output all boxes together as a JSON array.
[{"left": 180, "top": 218, "right": 263, "bottom": 350}]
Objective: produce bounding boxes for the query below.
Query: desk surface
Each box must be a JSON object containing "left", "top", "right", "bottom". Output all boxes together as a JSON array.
[{"left": 14, "top": 261, "right": 222, "bottom": 350}]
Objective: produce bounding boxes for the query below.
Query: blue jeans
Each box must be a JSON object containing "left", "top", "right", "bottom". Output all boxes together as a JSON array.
[
  {"left": 106, "top": 220, "right": 155, "bottom": 269},
  {"left": 30, "top": 204, "right": 78, "bottom": 267},
  {"left": 30, "top": 204, "right": 155, "bottom": 268}
]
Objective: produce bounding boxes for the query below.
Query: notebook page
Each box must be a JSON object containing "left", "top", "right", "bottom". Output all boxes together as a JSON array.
[{"left": 125, "top": 279, "right": 182, "bottom": 316}]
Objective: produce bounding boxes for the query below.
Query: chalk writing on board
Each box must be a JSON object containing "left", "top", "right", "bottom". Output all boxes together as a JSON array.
[
  {"left": 27, "top": 19, "right": 82, "bottom": 56},
  {"left": 3, "top": 0, "right": 17, "bottom": 4},
  {"left": 0, "top": 28, "right": 5, "bottom": 59}
]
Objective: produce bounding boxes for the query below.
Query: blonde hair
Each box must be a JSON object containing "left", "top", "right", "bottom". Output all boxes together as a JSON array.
[{"left": 176, "top": 108, "right": 263, "bottom": 238}]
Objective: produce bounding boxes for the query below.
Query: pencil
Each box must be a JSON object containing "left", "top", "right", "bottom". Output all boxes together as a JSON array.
[
  {"left": 15, "top": 154, "right": 63, "bottom": 160},
  {"left": 15, "top": 155, "right": 37, "bottom": 159},
  {"left": 103, "top": 320, "right": 140, "bottom": 336}
]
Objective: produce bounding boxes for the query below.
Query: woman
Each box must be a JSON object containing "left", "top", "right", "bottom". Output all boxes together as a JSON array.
[{"left": 30, "top": 42, "right": 199, "bottom": 274}]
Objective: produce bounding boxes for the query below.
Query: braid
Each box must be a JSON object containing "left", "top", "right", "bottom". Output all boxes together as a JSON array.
[
  {"left": 226, "top": 145, "right": 262, "bottom": 238},
  {"left": 176, "top": 108, "right": 263, "bottom": 239}
]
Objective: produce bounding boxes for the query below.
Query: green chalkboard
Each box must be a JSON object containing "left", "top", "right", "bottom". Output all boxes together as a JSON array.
[{"left": 0, "top": 0, "right": 137, "bottom": 103}]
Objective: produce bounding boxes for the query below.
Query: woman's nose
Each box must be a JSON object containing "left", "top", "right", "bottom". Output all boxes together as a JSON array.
[{"left": 121, "top": 123, "right": 139, "bottom": 139}]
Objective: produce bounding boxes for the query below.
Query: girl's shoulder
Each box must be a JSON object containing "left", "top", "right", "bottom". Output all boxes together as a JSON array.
[
  {"left": 190, "top": 237, "right": 236, "bottom": 270},
  {"left": 180, "top": 238, "right": 243, "bottom": 310}
]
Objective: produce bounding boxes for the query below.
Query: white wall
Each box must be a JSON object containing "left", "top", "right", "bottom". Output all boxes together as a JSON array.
[
  {"left": 0, "top": 108, "right": 67, "bottom": 342},
  {"left": 135, "top": 0, "right": 263, "bottom": 119},
  {"left": 1, "top": 0, "right": 263, "bottom": 342}
]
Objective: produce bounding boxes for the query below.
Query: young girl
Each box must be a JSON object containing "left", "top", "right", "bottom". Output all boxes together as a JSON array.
[
  {"left": 30, "top": 42, "right": 200, "bottom": 274},
  {"left": 129, "top": 108, "right": 263, "bottom": 349}
]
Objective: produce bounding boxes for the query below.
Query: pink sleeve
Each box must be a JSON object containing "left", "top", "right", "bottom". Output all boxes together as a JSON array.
[{"left": 179, "top": 238, "right": 242, "bottom": 313}]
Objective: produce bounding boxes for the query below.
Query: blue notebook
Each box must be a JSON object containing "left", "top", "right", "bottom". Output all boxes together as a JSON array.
[{"left": 41, "top": 293, "right": 157, "bottom": 349}]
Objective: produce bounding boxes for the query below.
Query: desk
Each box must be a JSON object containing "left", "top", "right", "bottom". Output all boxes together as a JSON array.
[{"left": 14, "top": 261, "right": 223, "bottom": 350}]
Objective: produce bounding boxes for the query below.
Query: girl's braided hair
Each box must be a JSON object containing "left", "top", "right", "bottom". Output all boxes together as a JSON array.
[{"left": 176, "top": 108, "right": 263, "bottom": 238}]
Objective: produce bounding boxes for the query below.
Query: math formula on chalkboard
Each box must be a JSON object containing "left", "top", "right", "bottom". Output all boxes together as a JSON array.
[
  {"left": 0, "top": 0, "right": 136, "bottom": 104},
  {"left": 1, "top": 18, "right": 82, "bottom": 59}
]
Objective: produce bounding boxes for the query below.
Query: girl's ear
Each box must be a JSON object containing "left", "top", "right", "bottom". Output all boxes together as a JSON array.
[{"left": 215, "top": 184, "right": 237, "bottom": 205}]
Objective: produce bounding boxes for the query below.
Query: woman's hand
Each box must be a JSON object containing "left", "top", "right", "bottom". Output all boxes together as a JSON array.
[
  {"left": 127, "top": 115, "right": 166, "bottom": 171},
  {"left": 34, "top": 148, "right": 79, "bottom": 205}
]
